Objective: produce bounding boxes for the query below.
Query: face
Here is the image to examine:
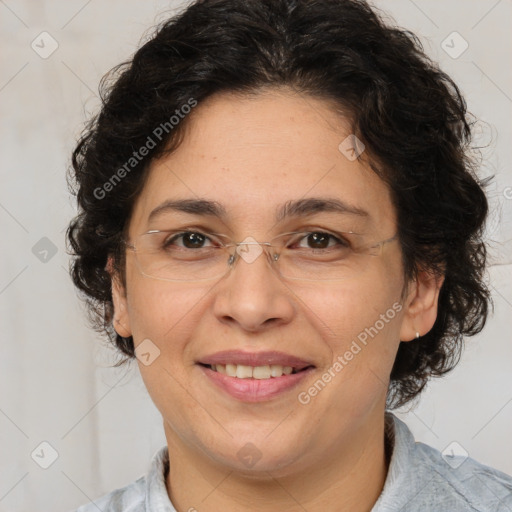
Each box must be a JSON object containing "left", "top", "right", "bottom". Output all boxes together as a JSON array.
[{"left": 111, "top": 88, "right": 440, "bottom": 477}]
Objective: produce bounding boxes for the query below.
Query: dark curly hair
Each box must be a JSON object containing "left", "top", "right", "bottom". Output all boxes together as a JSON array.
[{"left": 66, "top": 0, "right": 491, "bottom": 409}]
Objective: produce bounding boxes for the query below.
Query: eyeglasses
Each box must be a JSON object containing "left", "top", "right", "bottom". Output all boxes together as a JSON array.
[{"left": 123, "top": 229, "right": 398, "bottom": 283}]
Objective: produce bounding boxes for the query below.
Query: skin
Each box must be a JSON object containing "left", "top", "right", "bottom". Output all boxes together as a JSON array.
[{"left": 110, "top": 87, "right": 443, "bottom": 512}]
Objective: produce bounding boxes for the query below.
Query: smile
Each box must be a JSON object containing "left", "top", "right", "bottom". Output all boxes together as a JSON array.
[
  {"left": 204, "top": 363, "right": 309, "bottom": 378},
  {"left": 198, "top": 363, "right": 315, "bottom": 402}
]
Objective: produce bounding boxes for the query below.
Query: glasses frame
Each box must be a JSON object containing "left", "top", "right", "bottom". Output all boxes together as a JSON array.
[{"left": 123, "top": 229, "right": 399, "bottom": 283}]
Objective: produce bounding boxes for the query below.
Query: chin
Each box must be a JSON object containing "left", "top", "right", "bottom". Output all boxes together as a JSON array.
[{"left": 205, "top": 438, "right": 306, "bottom": 477}]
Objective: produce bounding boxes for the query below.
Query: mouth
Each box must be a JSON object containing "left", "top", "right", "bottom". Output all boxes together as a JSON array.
[
  {"left": 198, "top": 362, "right": 314, "bottom": 379},
  {"left": 195, "top": 351, "right": 316, "bottom": 402}
]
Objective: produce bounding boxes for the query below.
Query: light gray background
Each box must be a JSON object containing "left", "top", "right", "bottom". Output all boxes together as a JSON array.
[{"left": 0, "top": 1, "right": 511, "bottom": 511}]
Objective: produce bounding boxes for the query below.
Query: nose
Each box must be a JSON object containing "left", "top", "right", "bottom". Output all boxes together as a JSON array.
[{"left": 212, "top": 240, "right": 295, "bottom": 332}]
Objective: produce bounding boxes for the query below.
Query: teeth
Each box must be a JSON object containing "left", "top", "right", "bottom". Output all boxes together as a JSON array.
[
  {"left": 253, "top": 365, "right": 271, "bottom": 379},
  {"left": 236, "top": 364, "right": 253, "bottom": 379},
  {"left": 216, "top": 364, "right": 227, "bottom": 375},
  {"left": 226, "top": 364, "right": 237, "bottom": 377},
  {"left": 211, "top": 364, "right": 295, "bottom": 378},
  {"left": 271, "top": 364, "right": 291, "bottom": 377}
]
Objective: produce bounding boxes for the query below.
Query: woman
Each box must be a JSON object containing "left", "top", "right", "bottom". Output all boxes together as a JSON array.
[{"left": 67, "top": 0, "right": 512, "bottom": 510}]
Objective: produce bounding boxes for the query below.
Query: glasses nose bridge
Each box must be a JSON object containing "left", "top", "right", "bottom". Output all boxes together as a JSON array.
[{"left": 227, "top": 238, "right": 280, "bottom": 274}]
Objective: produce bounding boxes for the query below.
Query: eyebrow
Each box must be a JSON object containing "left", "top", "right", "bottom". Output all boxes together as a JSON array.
[{"left": 147, "top": 197, "right": 369, "bottom": 224}]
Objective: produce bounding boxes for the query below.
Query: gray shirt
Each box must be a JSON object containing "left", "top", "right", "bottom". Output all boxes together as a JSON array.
[{"left": 73, "top": 412, "right": 512, "bottom": 511}]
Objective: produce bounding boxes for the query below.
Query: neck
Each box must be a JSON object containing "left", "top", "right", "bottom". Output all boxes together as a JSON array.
[{"left": 164, "top": 412, "right": 390, "bottom": 512}]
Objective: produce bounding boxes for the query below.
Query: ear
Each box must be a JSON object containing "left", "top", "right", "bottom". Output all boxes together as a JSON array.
[
  {"left": 106, "top": 256, "right": 132, "bottom": 338},
  {"left": 399, "top": 269, "right": 444, "bottom": 341}
]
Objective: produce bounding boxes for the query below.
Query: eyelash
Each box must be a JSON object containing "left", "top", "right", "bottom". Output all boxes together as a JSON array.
[{"left": 162, "top": 230, "right": 351, "bottom": 250}]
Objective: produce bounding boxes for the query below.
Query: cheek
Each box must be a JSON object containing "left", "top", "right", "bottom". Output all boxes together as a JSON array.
[
  {"left": 125, "top": 275, "right": 208, "bottom": 353},
  {"left": 301, "top": 268, "right": 403, "bottom": 346},
  {"left": 297, "top": 268, "right": 404, "bottom": 399},
  {"left": 124, "top": 279, "right": 208, "bottom": 420}
]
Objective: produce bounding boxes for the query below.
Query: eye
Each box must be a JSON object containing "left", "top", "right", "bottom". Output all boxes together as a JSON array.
[
  {"left": 293, "top": 232, "right": 349, "bottom": 250},
  {"left": 163, "top": 231, "right": 216, "bottom": 250}
]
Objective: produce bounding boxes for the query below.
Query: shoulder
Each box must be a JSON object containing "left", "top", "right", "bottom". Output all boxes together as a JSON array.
[
  {"left": 73, "top": 475, "right": 146, "bottom": 512},
  {"left": 414, "top": 438, "right": 512, "bottom": 511},
  {"left": 373, "top": 413, "right": 512, "bottom": 512},
  {"left": 70, "top": 446, "right": 172, "bottom": 512}
]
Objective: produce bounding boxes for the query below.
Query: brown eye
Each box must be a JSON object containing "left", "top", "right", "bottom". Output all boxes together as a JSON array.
[
  {"left": 294, "top": 232, "right": 348, "bottom": 250},
  {"left": 165, "top": 232, "right": 212, "bottom": 249},
  {"left": 305, "top": 232, "right": 330, "bottom": 249}
]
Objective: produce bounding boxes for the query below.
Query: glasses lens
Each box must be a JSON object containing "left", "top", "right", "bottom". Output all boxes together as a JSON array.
[
  {"left": 133, "top": 231, "right": 230, "bottom": 281},
  {"left": 130, "top": 230, "right": 393, "bottom": 282},
  {"left": 273, "top": 231, "right": 381, "bottom": 281}
]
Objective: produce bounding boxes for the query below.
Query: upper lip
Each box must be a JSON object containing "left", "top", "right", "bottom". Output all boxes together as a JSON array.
[{"left": 197, "top": 350, "right": 315, "bottom": 371}]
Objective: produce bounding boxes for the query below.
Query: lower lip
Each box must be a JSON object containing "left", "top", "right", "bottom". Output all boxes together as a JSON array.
[{"left": 198, "top": 365, "right": 315, "bottom": 402}]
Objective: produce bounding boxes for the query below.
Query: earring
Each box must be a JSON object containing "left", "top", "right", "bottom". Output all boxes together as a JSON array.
[{"left": 415, "top": 331, "right": 420, "bottom": 339}]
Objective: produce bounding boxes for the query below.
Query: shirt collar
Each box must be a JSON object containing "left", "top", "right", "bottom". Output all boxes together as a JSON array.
[
  {"left": 145, "top": 445, "right": 175, "bottom": 511},
  {"left": 370, "top": 411, "right": 422, "bottom": 511}
]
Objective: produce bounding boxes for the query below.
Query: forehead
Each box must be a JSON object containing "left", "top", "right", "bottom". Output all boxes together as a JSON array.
[{"left": 129, "top": 89, "right": 396, "bottom": 235}]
